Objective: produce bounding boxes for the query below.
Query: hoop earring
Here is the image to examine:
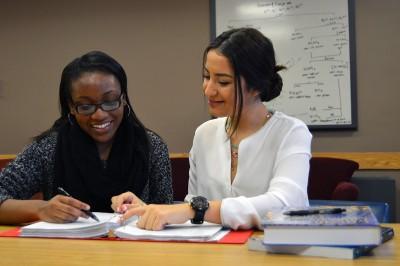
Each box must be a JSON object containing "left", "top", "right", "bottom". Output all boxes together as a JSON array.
[
  {"left": 126, "top": 105, "right": 131, "bottom": 118},
  {"left": 67, "top": 113, "right": 74, "bottom": 125}
]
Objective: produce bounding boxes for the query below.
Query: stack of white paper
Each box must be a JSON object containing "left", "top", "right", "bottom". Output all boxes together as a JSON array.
[
  {"left": 114, "top": 221, "right": 226, "bottom": 241},
  {"left": 21, "top": 212, "right": 119, "bottom": 238},
  {"left": 20, "top": 212, "right": 227, "bottom": 241}
]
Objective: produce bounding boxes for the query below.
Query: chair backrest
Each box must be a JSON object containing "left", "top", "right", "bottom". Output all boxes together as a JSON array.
[
  {"left": 352, "top": 176, "right": 396, "bottom": 223},
  {"left": 170, "top": 156, "right": 190, "bottom": 202},
  {"left": 0, "top": 158, "right": 14, "bottom": 171},
  {"left": 0, "top": 156, "right": 44, "bottom": 200},
  {"left": 308, "top": 157, "right": 359, "bottom": 200},
  {"left": 309, "top": 199, "right": 390, "bottom": 223}
]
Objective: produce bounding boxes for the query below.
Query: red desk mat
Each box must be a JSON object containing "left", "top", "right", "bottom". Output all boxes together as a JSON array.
[{"left": 0, "top": 227, "right": 252, "bottom": 244}]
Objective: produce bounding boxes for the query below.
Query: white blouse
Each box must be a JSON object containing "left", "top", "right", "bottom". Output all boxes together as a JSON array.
[{"left": 185, "top": 111, "right": 312, "bottom": 229}]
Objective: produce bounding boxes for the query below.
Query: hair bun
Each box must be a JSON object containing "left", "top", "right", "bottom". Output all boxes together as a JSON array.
[{"left": 260, "top": 72, "right": 283, "bottom": 102}]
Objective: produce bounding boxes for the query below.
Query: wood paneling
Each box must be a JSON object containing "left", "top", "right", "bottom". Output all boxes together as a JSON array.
[{"left": 169, "top": 152, "right": 400, "bottom": 170}]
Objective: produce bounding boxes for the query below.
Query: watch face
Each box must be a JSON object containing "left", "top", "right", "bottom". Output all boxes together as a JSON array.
[
  {"left": 191, "top": 196, "right": 209, "bottom": 211},
  {"left": 190, "top": 196, "right": 209, "bottom": 224}
]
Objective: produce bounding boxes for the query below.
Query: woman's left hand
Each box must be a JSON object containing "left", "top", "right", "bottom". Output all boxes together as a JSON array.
[
  {"left": 121, "top": 203, "right": 194, "bottom": 231},
  {"left": 111, "top": 191, "right": 145, "bottom": 213}
]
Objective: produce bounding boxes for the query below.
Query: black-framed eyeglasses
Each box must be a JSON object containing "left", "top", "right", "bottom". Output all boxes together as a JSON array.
[{"left": 74, "top": 94, "right": 123, "bottom": 115}]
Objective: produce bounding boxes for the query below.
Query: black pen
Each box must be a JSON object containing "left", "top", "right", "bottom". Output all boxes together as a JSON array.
[
  {"left": 57, "top": 187, "right": 100, "bottom": 222},
  {"left": 284, "top": 208, "right": 346, "bottom": 216}
]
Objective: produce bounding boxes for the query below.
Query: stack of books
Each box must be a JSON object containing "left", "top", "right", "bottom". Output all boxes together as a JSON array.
[{"left": 248, "top": 206, "right": 394, "bottom": 259}]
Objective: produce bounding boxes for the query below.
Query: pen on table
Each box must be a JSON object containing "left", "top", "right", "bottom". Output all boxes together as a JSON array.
[
  {"left": 283, "top": 208, "right": 346, "bottom": 216},
  {"left": 57, "top": 187, "right": 100, "bottom": 222}
]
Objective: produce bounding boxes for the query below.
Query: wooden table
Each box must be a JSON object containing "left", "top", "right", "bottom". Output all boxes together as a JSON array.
[{"left": 0, "top": 224, "right": 398, "bottom": 266}]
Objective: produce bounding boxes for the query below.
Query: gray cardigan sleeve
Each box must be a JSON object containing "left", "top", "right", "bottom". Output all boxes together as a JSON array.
[
  {"left": 0, "top": 134, "right": 57, "bottom": 203},
  {"left": 144, "top": 131, "right": 173, "bottom": 204}
]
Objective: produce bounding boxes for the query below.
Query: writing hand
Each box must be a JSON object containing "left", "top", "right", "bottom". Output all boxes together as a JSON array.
[
  {"left": 111, "top": 191, "right": 145, "bottom": 213},
  {"left": 37, "top": 195, "right": 91, "bottom": 223}
]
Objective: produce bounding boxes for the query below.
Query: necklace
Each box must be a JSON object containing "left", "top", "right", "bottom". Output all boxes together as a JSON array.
[
  {"left": 265, "top": 111, "right": 272, "bottom": 120},
  {"left": 229, "top": 111, "right": 272, "bottom": 157},
  {"left": 230, "top": 111, "right": 272, "bottom": 178},
  {"left": 230, "top": 143, "right": 239, "bottom": 181},
  {"left": 231, "top": 143, "right": 239, "bottom": 159}
]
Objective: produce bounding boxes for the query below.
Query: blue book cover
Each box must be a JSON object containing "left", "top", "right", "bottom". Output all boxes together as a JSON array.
[
  {"left": 262, "top": 206, "right": 379, "bottom": 227},
  {"left": 261, "top": 206, "right": 381, "bottom": 246}
]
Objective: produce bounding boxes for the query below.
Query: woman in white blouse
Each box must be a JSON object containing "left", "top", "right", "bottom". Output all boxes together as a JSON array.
[{"left": 111, "top": 27, "right": 312, "bottom": 230}]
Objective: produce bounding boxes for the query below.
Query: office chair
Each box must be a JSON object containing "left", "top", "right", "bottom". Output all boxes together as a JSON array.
[
  {"left": 170, "top": 156, "right": 190, "bottom": 202},
  {"left": 0, "top": 156, "right": 43, "bottom": 200},
  {"left": 308, "top": 157, "right": 360, "bottom": 200},
  {"left": 0, "top": 158, "right": 14, "bottom": 171}
]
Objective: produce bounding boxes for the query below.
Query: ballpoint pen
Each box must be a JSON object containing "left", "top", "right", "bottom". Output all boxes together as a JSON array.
[
  {"left": 57, "top": 187, "right": 100, "bottom": 222},
  {"left": 284, "top": 208, "right": 346, "bottom": 216}
]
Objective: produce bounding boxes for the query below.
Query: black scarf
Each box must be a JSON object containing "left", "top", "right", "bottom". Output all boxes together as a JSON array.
[{"left": 54, "top": 118, "right": 149, "bottom": 212}]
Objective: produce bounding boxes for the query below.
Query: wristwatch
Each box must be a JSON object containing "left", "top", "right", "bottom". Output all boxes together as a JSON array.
[{"left": 190, "top": 196, "right": 209, "bottom": 224}]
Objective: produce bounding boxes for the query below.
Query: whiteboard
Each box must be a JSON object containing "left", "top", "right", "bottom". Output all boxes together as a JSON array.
[{"left": 211, "top": 0, "right": 357, "bottom": 129}]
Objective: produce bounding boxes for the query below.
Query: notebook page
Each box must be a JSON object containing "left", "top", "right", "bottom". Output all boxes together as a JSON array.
[{"left": 114, "top": 220, "right": 223, "bottom": 241}]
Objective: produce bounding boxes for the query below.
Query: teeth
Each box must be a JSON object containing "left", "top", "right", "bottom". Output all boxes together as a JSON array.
[{"left": 92, "top": 122, "right": 111, "bottom": 129}]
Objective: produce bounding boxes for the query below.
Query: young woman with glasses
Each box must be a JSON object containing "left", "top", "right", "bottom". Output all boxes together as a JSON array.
[
  {"left": 113, "top": 28, "right": 312, "bottom": 230},
  {"left": 0, "top": 51, "right": 173, "bottom": 224}
]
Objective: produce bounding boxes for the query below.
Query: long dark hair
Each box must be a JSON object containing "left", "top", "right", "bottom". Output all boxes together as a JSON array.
[
  {"left": 203, "top": 28, "right": 286, "bottom": 136},
  {"left": 35, "top": 50, "right": 150, "bottom": 167}
]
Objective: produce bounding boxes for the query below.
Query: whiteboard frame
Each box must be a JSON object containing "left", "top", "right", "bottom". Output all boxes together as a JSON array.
[{"left": 210, "top": 0, "right": 357, "bottom": 130}]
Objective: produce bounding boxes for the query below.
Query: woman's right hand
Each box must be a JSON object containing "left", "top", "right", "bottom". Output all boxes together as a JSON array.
[
  {"left": 111, "top": 191, "right": 145, "bottom": 213},
  {"left": 120, "top": 203, "right": 193, "bottom": 231},
  {"left": 37, "top": 195, "right": 90, "bottom": 223}
]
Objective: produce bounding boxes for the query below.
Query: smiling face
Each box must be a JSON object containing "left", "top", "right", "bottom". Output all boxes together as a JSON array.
[
  {"left": 203, "top": 49, "right": 258, "bottom": 119},
  {"left": 69, "top": 72, "right": 125, "bottom": 148},
  {"left": 202, "top": 49, "right": 236, "bottom": 117}
]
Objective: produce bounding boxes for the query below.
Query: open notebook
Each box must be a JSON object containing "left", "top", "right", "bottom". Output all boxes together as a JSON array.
[{"left": 19, "top": 212, "right": 227, "bottom": 242}]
